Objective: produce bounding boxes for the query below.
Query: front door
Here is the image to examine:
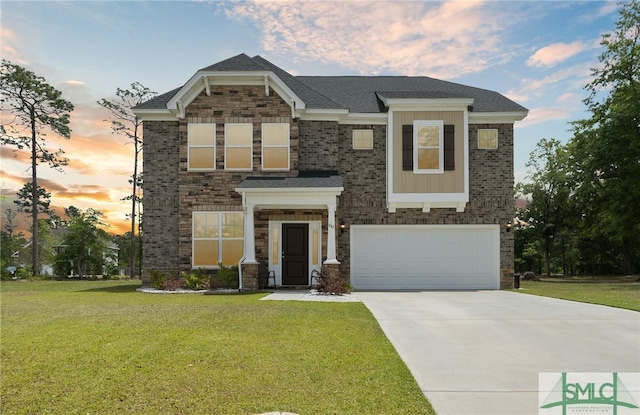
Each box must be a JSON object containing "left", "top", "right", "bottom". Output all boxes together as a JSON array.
[{"left": 282, "top": 223, "right": 309, "bottom": 285}]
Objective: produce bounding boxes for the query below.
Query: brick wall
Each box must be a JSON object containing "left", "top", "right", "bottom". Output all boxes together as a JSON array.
[
  {"left": 177, "top": 86, "right": 296, "bottom": 271},
  {"left": 141, "top": 120, "right": 180, "bottom": 285},
  {"left": 331, "top": 122, "right": 515, "bottom": 288},
  {"left": 143, "top": 87, "right": 516, "bottom": 288}
]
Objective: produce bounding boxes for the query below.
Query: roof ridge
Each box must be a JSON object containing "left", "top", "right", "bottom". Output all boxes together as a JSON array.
[{"left": 252, "top": 55, "right": 345, "bottom": 109}]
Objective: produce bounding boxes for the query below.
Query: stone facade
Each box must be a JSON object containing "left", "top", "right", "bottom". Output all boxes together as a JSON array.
[
  {"left": 141, "top": 120, "right": 180, "bottom": 285},
  {"left": 142, "top": 87, "right": 515, "bottom": 289},
  {"left": 178, "top": 86, "right": 296, "bottom": 273}
]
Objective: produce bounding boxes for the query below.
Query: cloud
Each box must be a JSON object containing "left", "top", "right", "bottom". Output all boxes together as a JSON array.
[
  {"left": 508, "top": 63, "right": 593, "bottom": 102},
  {"left": 223, "top": 0, "right": 518, "bottom": 78},
  {"left": 557, "top": 92, "right": 583, "bottom": 104},
  {"left": 578, "top": 0, "right": 619, "bottom": 23},
  {"left": 515, "top": 107, "right": 573, "bottom": 129},
  {"left": 526, "top": 41, "right": 588, "bottom": 68}
]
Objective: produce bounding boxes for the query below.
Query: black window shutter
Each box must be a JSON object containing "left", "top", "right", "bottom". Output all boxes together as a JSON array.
[
  {"left": 402, "top": 125, "right": 413, "bottom": 171},
  {"left": 444, "top": 125, "right": 455, "bottom": 171}
]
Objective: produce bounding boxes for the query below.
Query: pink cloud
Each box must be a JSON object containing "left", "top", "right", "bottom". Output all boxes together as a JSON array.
[
  {"left": 515, "top": 107, "right": 572, "bottom": 128},
  {"left": 225, "top": 0, "right": 515, "bottom": 78},
  {"left": 526, "top": 41, "right": 589, "bottom": 68}
]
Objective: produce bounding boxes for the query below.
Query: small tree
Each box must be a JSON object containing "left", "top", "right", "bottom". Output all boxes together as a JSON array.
[
  {"left": 1, "top": 60, "right": 74, "bottom": 276},
  {"left": 54, "top": 207, "right": 113, "bottom": 278},
  {"left": 516, "top": 139, "right": 574, "bottom": 276},
  {"left": 98, "top": 83, "right": 156, "bottom": 278}
]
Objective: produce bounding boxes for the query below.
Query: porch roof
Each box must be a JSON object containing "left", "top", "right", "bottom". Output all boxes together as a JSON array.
[{"left": 236, "top": 171, "right": 343, "bottom": 191}]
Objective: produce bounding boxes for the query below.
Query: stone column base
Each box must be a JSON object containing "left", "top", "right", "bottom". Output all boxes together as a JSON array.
[
  {"left": 241, "top": 263, "right": 259, "bottom": 291},
  {"left": 322, "top": 263, "right": 341, "bottom": 281},
  {"left": 500, "top": 268, "right": 515, "bottom": 289}
]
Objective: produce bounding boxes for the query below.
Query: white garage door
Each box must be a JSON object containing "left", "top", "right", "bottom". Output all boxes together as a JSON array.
[{"left": 351, "top": 225, "right": 500, "bottom": 290}]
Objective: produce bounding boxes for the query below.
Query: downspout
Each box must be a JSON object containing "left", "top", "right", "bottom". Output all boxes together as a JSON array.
[
  {"left": 237, "top": 256, "right": 244, "bottom": 292},
  {"left": 237, "top": 191, "right": 247, "bottom": 292}
]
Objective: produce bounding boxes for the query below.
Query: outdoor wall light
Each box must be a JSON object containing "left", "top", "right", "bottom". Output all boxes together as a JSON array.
[
  {"left": 505, "top": 222, "right": 512, "bottom": 232},
  {"left": 340, "top": 222, "right": 348, "bottom": 234}
]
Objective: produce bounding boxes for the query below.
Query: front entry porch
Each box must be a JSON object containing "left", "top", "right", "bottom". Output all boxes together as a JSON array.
[{"left": 234, "top": 173, "right": 344, "bottom": 291}]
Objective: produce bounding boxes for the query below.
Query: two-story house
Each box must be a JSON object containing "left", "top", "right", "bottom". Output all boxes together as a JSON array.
[{"left": 133, "top": 53, "right": 527, "bottom": 291}]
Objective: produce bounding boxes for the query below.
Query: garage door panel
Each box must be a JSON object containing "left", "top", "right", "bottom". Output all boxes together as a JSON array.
[{"left": 351, "top": 226, "right": 499, "bottom": 290}]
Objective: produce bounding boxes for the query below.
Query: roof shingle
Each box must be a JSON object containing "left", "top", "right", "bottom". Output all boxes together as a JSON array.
[{"left": 136, "top": 54, "right": 527, "bottom": 114}]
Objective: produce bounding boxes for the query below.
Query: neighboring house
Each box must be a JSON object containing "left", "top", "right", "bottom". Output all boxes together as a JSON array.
[{"left": 133, "top": 53, "right": 528, "bottom": 290}]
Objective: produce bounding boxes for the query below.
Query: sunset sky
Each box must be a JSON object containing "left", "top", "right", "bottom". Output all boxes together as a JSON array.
[{"left": 1, "top": 0, "right": 621, "bottom": 235}]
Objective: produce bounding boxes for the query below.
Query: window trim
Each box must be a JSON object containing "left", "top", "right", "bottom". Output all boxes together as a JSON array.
[
  {"left": 187, "top": 123, "right": 216, "bottom": 171},
  {"left": 352, "top": 129, "right": 374, "bottom": 150},
  {"left": 261, "top": 123, "right": 290, "bottom": 171},
  {"left": 413, "top": 120, "right": 444, "bottom": 174},
  {"left": 224, "top": 123, "right": 253, "bottom": 171},
  {"left": 192, "top": 211, "right": 244, "bottom": 268},
  {"left": 478, "top": 128, "right": 498, "bottom": 149}
]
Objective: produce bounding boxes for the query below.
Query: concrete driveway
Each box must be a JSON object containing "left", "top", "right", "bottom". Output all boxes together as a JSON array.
[{"left": 358, "top": 290, "right": 640, "bottom": 415}]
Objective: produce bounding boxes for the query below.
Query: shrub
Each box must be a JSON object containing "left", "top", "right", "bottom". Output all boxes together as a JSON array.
[
  {"left": 313, "top": 268, "right": 350, "bottom": 295},
  {"left": 148, "top": 269, "right": 165, "bottom": 290},
  {"left": 183, "top": 268, "right": 210, "bottom": 290},
  {"left": 215, "top": 263, "right": 238, "bottom": 289},
  {"left": 162, "top": 276, "right": 186, "bottom": 291}
]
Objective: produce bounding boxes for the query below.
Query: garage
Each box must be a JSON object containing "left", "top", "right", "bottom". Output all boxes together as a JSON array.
[{"left": 350, "top": 225, "right": 500, "bottom": 290}]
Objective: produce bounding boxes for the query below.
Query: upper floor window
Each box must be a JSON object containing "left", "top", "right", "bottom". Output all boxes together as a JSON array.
[
  {"left": 478, "top": 129, "right": 498, "bottom": 149},
  {"left": 353, "top": 129, "right": 373, "bottom": 150},
  {"left": 225, "top": 123, "right": 253, "bottom": 170},
  {"left": 188, "top": 123, "right": 215, "bottom": 170},
  {"left": 414, "top": 120, "right": 443, "bottom": 174},
  {"left": 262, "top": 123, "right": 290, "bottom": 170}
]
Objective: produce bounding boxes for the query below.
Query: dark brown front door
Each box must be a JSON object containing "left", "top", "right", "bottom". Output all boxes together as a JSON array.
[{"left": 282, "top": 223, "right": 309, "bottom": 286}]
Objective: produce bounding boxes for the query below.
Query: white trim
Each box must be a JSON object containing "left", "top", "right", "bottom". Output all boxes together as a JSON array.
[
  {"left": 341, "top": 113, "right": 388, "bottom": 125},
  {"left": 235, "top": 190, "right": 342, "bottom": 210},
  {"left": 378, "top": 96, "right": 474, "bottom": 109},
  {"left": 192, "top": 211, "right": 244, "bottom": 268},
  {"left": 386, "top": 108, "right": 469, "bottom": 212},
  {"left": 269, "top": 220, "right": 322, "bottom": 286},
  {"left": 469, "top": 111, "right": 528, "bottom": 123},
  {"left": 131, "top": 109, "right": 177, "bottom": 121},
  {"left": 165, "top": 71, "right": 306, "bottom": 120},
  {"left": 413, "top": 120, "right": 444, "bottom": 174},
  {"left": 261, "top": 123, "right": 290, "bottom": 171},
  {"left": 224, "top": 123, "right": 253, "bottom": 171},
  {"left": 187, "top": 123, "right": 216, "bottom": 171}
]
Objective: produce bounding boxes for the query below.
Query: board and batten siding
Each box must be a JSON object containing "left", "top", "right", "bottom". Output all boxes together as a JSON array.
[{"left": 393, "top": 111, "right": 465, "bottom": 194}]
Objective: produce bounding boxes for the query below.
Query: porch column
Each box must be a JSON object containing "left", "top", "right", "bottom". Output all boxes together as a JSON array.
[
  {"left": 324, "top": 203, "right": 340, "bottom": 264},
  {"left": 243, "top": 203, "right": 257, "bottom": 264}
]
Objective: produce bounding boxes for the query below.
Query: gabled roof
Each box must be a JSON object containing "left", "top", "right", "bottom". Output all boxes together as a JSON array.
[
  {"left": 134, "top": 54, "right": 527, "bottom": 118},
  {"left": 199, "top": 53, "right": 265, "bottom": 72}
]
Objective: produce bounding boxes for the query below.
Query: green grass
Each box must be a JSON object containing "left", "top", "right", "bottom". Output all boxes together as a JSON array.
[
  {"left": 514, "top": 276, "right": 640, "bottom": 311},
  {"left": 0, "top": 280, "right": 434, "bottom": 415}
]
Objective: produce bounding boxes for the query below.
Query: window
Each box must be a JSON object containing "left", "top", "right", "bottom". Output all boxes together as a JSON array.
[
  {"left": 225, "top": 124, "right": 253, "bottom": 170},
  {"left": 414, "top": 120, "right": 443, "bottom": 173},
  {"left": 403, "top": 122, "right": 454, "bottom": 172},
  {"left": 193, "top": 212, "right": 244, "bottom": 267},
  {"left": 262, "top": 123, "right": 290, "bottom": 170},
  {"left": 353, "top": 129, "right": 373, "bottom": 150},
  {"left": 478, "top": 129, "right": 498, "bottom": 149},
  {"left": 188, "top": 123, "right": 215, "bottom": 170}
]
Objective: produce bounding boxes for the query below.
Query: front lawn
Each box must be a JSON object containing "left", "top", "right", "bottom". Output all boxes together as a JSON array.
[
  {"left": 514, "top": 275, "right": 640, "bottom": 311},
  {"left": 0, "top": 280, "right": 434, "bottom": 415}
]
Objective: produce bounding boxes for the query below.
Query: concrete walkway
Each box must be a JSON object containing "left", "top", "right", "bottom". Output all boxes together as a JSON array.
[
  {"left": 358, "top": 290, "right": 640, "bottom": 415},
  {"left": 260, "top": 289, "right": 361, "bottom": 302}
]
